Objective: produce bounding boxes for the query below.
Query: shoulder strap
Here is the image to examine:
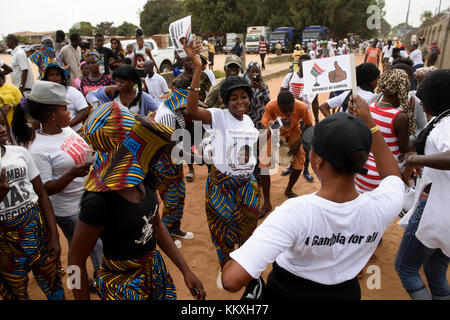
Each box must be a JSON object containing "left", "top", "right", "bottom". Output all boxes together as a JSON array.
[
  {"left": 287, "top": 72, "right": 295, "bottom": 88},
  {"left": 341, "top": 91, "right": 353, "bottom": 112}
]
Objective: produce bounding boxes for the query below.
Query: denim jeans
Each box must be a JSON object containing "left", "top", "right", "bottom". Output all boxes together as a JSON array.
[
  {"left": 394, "top": 199, "right": 450, "bottom": 299},
  {"left": 55, "top": 214, "right": 103, "bottom": 273}
]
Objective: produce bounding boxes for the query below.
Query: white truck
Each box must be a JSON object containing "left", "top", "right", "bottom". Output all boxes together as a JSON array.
[
  {"left": 245, "top": 26, "right": 271, "bottom": 54},
  {"left": 105, "top": 38, "right": 175, "bottom": 73},
  {"left": 222, "top": 33, "right": 244, "bottom": 54}
]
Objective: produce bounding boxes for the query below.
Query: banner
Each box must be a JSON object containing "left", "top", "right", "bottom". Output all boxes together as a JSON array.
[
  {"left": 303, "top": 54, "right": 357, "bottom": 95},
  {"left": 169, "top": 15, "right": 192, "bottom": 59}
]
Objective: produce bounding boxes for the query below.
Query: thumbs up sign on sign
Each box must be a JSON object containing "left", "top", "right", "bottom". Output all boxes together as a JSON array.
[{"left": 328, "top": 61, "right": 347, "bottom": 83}]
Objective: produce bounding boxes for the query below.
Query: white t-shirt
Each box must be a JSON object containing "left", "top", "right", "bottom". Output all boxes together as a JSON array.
[
  {"left": 309, "top": 50, "right": 316, "bottom": 59},
  {"left": 382, "top": 45, "right": 393, "bottom": 58},
  {"left": 0, "top": 146, "right": 40, "bottom": 222},
  {"left": 204, "top": 69, "right": 216, "bottom": 87},
  {"left": 337, "top": 47, "right": 345, "bottom": 55},
  {"left": 230, "top": 176, "right": 405, "bottom": 285},
  {"left": 410, "top": 49, "right": 423, "bottom": 66},
  {"left": 29, "top": 127, "right": 91, "bottom": 217},
  {"left": 10, "top": 46, "right": 35, "bottom": 89},
  {"left": 144, "top": 73, "right": 169, "bottom": 106},
  {"left": 281, "top": 72, "right": 317, "bottom": 111},
  {"left": 399, "top": 116, "right": 450, "bottom": 257},
  {"left": 205, "top": 108, "right": 259, "bottom": 179},
  {"left": 326, "top": 87, "right": 377, "bottom": 112},
  {"left": 400, "top": 50, "right": 409, "bottom": 58},
  {"left": 66, "top": 86, "right": 89, "bottom": 131}
]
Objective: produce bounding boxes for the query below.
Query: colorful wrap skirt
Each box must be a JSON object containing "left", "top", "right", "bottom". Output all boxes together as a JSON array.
[
  {"left": 0, "top": 204, "right": 64, "bottom": 300},
  {"left": 96, "top": 249, "right": 176, "bottom": 300},
  {"left": 206, "top": 165, "right": 262, "bottom": 268},
  {"left": 154, "top": 153, "right": 186, "bottom": 235}
]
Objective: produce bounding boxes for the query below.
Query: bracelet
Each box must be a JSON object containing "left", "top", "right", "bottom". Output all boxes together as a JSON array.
[
  {"left": 188, "top": 87, "right": 201, "bottom": 92},
  {"left": 370, "top": 126, "right": 380, "bottom": 134}
]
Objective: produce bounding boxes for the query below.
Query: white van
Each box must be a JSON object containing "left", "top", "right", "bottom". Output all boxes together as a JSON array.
[{"left": 105, "top": 38, "right": 175, "bottom": 73}]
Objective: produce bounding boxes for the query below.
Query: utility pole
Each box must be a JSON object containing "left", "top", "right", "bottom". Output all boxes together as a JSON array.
[
  {"left": 403, "top": 0, "right": 411, "bottom": 40},
  {"left": 438, "top": 0, "right": 442, "bottom": 13}
]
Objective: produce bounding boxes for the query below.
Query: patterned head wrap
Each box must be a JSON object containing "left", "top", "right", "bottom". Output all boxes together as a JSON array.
[
  {"left": 30, "top": 45, "right": 69, "bottom": 79},
  {"left": 86, "top": 50, "right": 102, "bottom": 64},
  {"left": 414, "top": 66, "right": 437, "bottom": 84},
  {"left": 163, "top": 88, "right": 189, "bottom": 111},
  {"left": 243, "top": 61, "right": 261, "bottom": 83},
  {"left": 82, "top": 102, "right": 173, "bottom": 192},
  {"left": 377, "top": 69, "right": 415, "bottom": 136}
]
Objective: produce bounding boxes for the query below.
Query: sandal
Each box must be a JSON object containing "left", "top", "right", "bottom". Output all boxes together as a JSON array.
[
  {"left": 174, "top": 239, "right": 182, "bottom": 248},
  {"left": 172, "top": 231, "right": 194, "bottom": 240},
  {"left": 186, "top": 172, "right": 195, "bottom": 182},
  {"left": 281, "top": 168, "right": 293, "bottom": 176}
]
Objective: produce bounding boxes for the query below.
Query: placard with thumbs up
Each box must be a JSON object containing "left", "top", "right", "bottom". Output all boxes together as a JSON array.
[{"left": 302, "top": 54, "right": 356, "bottom": 95}]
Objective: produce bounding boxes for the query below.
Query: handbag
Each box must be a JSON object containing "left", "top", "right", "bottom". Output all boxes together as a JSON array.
[{"left": 240, "top": 276, "right": 266, "bottom": 300}]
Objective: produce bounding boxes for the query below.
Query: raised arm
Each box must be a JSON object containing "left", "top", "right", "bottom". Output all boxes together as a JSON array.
[
  {"left": 146, "top": 48, "right": 160, "bottom": 74},
  {"left": 184, "top": 41, "right": 212, "bottom": 124}
]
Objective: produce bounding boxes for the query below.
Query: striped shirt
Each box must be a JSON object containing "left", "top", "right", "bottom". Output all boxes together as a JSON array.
[
  {"left": 259, "top": 41, "right": 268, "bottom": 54},
  {"left": 355, "top": 102, "right": 402, "bottom": 193}
]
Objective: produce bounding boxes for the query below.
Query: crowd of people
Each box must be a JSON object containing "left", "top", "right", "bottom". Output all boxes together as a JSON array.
[{"left": 0, "top": 26, "right": 448, "bottom": 302}]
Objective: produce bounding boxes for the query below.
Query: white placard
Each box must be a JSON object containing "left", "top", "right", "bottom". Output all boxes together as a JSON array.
[
  {"left": 302, "top": 54, "right": 356, "bottom": 95},
  {"left": 169, "top": 16, "right": 192, "bottom": 59}
]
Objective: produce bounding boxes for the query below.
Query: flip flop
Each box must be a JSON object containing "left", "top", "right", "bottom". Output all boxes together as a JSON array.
[
  {"left": 172, "top": 231, "right": 194, "bottom": 240},
  {"left": 216, "top": 269, "right": 224, "bottom": 290},
  {"left": 280, "top": 168, "right": 293, "bottom": 176},
  {"left": 186, "top": 172, "right": 194, "bottom": 182},
  {"left": 174, "top": 239, "right": 182, "bottom": 248}
]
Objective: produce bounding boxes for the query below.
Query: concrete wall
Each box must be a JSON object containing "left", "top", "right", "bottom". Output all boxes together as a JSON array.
[{"left": 407, "top": 13, "right": 450, "bottom": 69}]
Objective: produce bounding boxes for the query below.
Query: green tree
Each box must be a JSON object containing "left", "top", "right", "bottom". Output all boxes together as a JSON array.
[
  {"left": 379, "top": 18, "right": 392, "bottom": 38},
  {"left": 96, "top": 22, "right": 117, "bottom": 36},
  {"left": 69, "top": 21, "right": 96, "bottom": 36},
  {"left": 421, "top": 10, "right": 433, "bottom": 23},
  {"left": 116, "top": 22, "right": 139, "bottom": 37},
  {"left": 139, "top": 0, "right": 186, "bottom": 35}
]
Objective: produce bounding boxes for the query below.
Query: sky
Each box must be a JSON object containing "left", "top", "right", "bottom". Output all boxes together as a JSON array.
[{"left": 1, "top": 0, "right": 449, "bottom": 37}]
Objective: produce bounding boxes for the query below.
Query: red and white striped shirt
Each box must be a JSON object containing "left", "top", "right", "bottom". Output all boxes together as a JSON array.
[
  {"left": 259, "top": 41, "right": 268, "bottom": 54},
  {"left": 355, "top": 102, "right": 402, "bottom": 193}
]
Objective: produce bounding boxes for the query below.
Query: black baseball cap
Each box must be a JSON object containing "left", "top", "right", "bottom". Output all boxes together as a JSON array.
[
  {"left": 220, "top": 76, "right": 253, "bottom": 106},
  {"left": 312, "top": 113, "right": 372, "bottom": 174}
]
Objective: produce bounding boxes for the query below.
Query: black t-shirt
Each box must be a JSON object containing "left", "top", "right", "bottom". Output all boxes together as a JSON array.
[
  {"left": 96, "top": 47, "right": 117, "bottom": 75},
  {"left": 79, "top": 185, "right": 158, "bottom": 261}
]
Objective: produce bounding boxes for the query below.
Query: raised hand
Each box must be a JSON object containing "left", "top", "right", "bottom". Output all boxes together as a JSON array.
[
  {"left": 183, "top": 40, "right": 203, "bottom": 68},
  {"left": 328, "top": 61, "right": 347, "bottom": 83}
]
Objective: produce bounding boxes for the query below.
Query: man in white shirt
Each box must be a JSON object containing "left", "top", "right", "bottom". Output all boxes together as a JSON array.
[
  {"left": 143, "top": 60, "right": 169, "bottom": 106},
  {"left": 59, "top": 33, "right": 82, "bottom": 86},
  {"left": 6, "top": 34, "right": 34, "bottom": 92},
  {"left": 409, "top": 42, "right": 424, "bottom": 90}
]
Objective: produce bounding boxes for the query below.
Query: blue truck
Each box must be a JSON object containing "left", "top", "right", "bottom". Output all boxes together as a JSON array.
[
  {"left": 269, "top": 27, "right": 298, "bottom": 53},
  {"left": 301, "top": 26, "right": 329, "bottom": 46}
]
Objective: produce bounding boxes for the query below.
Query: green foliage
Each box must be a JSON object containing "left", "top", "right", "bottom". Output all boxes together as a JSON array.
[
  {"left": 139, "top": 0, "right": 186, "bottom": 36},
  {"left": 96, "top": 22, "right": 117, "bottom": 36},
  {"left": 69, "top": 21, "right": 96, "bottom": 36},
  {"left": 421, "top": 11, "right": 434, "bottom": 23},
  {"left": 138, "top": 0, "right": 385, "bottom": 38},
  {"left": 213, "top": 69, "right": 226, "bottom": 79},
  {"left": 116, "top": 22, "right": 139, "bottom": 37}
]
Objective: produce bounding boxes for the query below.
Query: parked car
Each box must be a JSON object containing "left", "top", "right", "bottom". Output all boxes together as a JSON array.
[{"left": 105, "top": 38, "right": 175, "bottom": 73}]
